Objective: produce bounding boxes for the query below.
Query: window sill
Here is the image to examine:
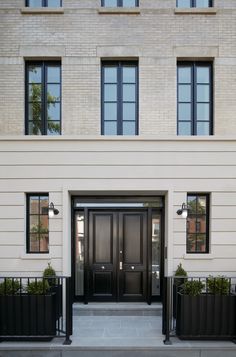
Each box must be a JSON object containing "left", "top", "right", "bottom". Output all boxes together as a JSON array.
[
  {"left": 21, "top": 253, "right": 51, "bottom": 260},
  {"left": 174, "top": 8, "right": 217, "bottom": 15},
  {"left": 21, "top": 7, "right": 64, "bottom": 15},
  {"left": 98, "top": 7, "right": 140, "bottom": 15},
  {"left": 183, "top": 254, "right": 214, "bottom": 260}
]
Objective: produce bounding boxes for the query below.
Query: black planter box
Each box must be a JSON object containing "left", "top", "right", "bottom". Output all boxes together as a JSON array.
[
  {"left": 0, "top": 293, "right": 56, "bottom": 338},
  {"left": 176, "top": 293, "right": 236, "bottom": 340}
]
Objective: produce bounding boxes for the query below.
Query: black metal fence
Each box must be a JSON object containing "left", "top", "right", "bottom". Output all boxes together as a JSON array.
[
  {"left": 0, "top": 276, "right": 72, "bottom": 345},
  {"left": 163, "top": 276, "right": 236, "bottom": 345}
]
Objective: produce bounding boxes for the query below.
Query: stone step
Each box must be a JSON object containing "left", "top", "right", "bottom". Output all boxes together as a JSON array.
[{"left": 73, "top": 302, "right": 162, "bottom": 316}]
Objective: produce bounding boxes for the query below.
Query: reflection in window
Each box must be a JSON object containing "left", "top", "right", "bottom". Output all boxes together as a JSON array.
[
  {"left": 177, "top": 0, "right": 212, "bottom": 7},
  {"left": 177, "top": 62, "right": 212, "bottom": 136},
  {"left": 102, "top": 61, "right": 138, "bottom": 135},
  {"left": 187, "top": 194, "right": 209, "bottom": 253},
  {"left": 27, "top": 194, "right": 49, "bottom": 253},
  {"left": 26, "top": 0, "right": 62, "bottom": 7},
  {"left": 102, "top": 0, "right": 138, "bottom": 7},
  {"left": 26, "top": 62, "right": 61, "bottom": 135},
  {"left": 152, "top": 213, "right": 161, "bottom": 295},
  {"left": 75, "top": 212, "right": 85, "bottom": 296}
]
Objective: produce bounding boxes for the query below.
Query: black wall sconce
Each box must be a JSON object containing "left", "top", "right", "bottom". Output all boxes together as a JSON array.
[
  {"left": 176, "top": 203, "right": 188, "bottom": 218},
  {"left": 48, "top": 202, "right": 59, "bottom": 218}
]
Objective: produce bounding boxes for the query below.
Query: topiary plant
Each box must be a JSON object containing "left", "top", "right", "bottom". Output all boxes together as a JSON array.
[
  {"left": 181, "top": 279, "right": 204, "bottom": 296},
  {"left": 174, "top": 263, "right": 188, "bottom": 287},
  {"left": 27, "top": 280, "right": 49, "bottom": 295},
  {"left": 43, "top": 263, "right": 57, "bottom": 287},
  {"left": 207, "top": 275, "right": 230, "bottom": 295},
  {"left": 0, "top": 278, "right": 20, "bottom": 296}
]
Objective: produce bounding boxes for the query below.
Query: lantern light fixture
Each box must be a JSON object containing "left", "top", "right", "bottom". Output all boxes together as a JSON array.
[
  {"left": 176, "top": 203, "right": 188, "bottom": 219},
  {"left": 48, "top": 202, "right": 59, "bottom": 218}
]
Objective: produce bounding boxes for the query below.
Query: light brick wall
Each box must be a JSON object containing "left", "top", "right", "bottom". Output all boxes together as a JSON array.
[{"left": 0, "top": 1, "right": 236, "bottom": 135}]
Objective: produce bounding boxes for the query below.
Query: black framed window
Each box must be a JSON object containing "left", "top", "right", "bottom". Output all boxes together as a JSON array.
[
  {"left": 177, "top": 62, "right": 213, "bottom": 136},
  {"left": 27, "top": 194, "right": 49, "bottom": 253},
  {"left": 26, "top": 0, "right": 62, "bottom": 7},
  {"left": 102, "top": 61, "right": 138, "bottom": 135},
  {"left": 26, "top": 61, "right": 61, "bottom": 135},
  {"left": 102, "top": 0, "right": 138, "bottom": 7},
  {"left": 176, "top": 0, "right": 212, "bottom": 7},
  {"left": 187, "top": 194, "right": 209, "bottom": 254}
]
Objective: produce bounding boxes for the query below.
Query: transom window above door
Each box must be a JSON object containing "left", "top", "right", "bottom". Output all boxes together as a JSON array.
[
  {"left": 101, "top": 0, "right": 138, "bottom": 7},
  {"left": 26, "top": 0, "right": 62, "bottom": 7},
  {"left": 101, "top": 61, "right": 138, "bottom": 136},
  {"left": 176, "top": 0, "right": 212, "bottom": 7},
  {"left": 177, "top": 62, "right": 213, "bottom": 136},
  {"left": 25, "top": 61, "right": 61, "bottom": 135}
]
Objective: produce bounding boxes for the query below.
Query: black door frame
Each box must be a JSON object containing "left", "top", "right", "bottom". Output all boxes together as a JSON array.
[{"left": 71, "top": 196, "right": 165, "bottom": 304}]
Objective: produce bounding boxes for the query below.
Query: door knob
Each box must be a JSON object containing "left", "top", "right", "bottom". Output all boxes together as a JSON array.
[
  {"left": 101, "top": 266, "right": 105, "bottom": 270},
  {"left": 131, "top": 266, "right": 135, "bottom": 270}
]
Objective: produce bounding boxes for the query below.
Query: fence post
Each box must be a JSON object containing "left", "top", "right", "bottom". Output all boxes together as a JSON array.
[
  {"left": 63, "top": 277, "right": 72, "bottom": 345},
  {"left": 163, "top": 277, "right": 172, "bottom": 345}
]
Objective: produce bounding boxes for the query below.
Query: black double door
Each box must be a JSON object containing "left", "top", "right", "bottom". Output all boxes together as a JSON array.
[{"left": 88, "top": 210, "right": 147, "bottom": 302}]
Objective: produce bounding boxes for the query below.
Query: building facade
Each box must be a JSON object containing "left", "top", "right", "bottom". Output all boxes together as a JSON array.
[{"left": 0, "top": 0, "right": 236, "bottom": 303}]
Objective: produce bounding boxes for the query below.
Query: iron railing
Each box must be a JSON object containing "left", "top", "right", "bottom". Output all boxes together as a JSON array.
[
  {"left": 0, "top": 276, "right": 72, "bottom": 345},
  {"left": 163, "top": 276, "right": 236, "bottom": 345}
]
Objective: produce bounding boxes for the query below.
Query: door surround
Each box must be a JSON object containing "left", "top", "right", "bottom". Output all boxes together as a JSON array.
[{"left": 71, "top": 196, "right": 165, "bottom": 304}]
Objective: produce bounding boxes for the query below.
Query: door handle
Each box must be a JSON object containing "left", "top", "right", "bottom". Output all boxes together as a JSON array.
[
  {"left": 120, "top": 262, "right": 123, "bottom": 270},
  {"left": 101, "top": 266, "right": 105, "bottom": 270},
  {"left": 131, "top": 266, "right": 135, "bottom": 270}
]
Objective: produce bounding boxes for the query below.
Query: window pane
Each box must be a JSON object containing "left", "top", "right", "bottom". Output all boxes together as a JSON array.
[
  {"left": 123, "top": 0, "right": 137, "bottom": 6},
  {"left": 152, "top": 214, "right": 161, "bottom": 296},
  {"left": 196, "top": 216, "right": 206, "bottom": 233},
  {"left": 104, "top": 121, "right": 117, "bottom": 135},
  {"left": 104, "top": 67, "right": 117, "bottom": 83},
  {"left": 29, "top": 84, "right": 41, "bottom": 101},
  {"left": 103, "top": 0, "right": 117, "bottom": 7},
  {"left": 188, "top": 195, "right": 197, "bottom": 214},
  {"left": 123, "top": 84, "right": 135, "bottom": 101},
  {"left": 28, "top": 102, "right": 42, "bottom": 122},
  {"left": 104, "top": 103, "right": 117, "bottom": 121},
  {"left": 123, "top": 121, "right": 136, "bottom": 135},
  {"left": 47, "top": 66, "right": 60, "bottom": 83},
  {"left": 178, "top": 103, "right": 191, "bottom": 121},
  {"left": 30, "top": 196, "right": 39, "bottom": 214},
  {"left": 30, "top": 234, "right": 39, "bottom": 252},
  {"left": 188, "top": 217, "right": 196, "bottom": 234},
  {"left": 197, "top": 85, "right": 209, "bottom": 102},
  {"left": 196, "top": 235, "right": 206, "bottom": 252},
  {"left": 177, "top": 0, "right": 191, "bottom": 8},
  {"left": 104, "top": 84, "right": 117, "bottom": 101},
  {"left": 75, "top": 212, "right": 85, "bottom": 296},
  {"left": 40, "top": 196, "right": 49, "bottom": 214},
  {"left": 123, "top": 103, "right": 135, "bottom": 121},
  {"left": 197, "top": 67, "right": 210, "bottom": 83},
  {"left": 28, "top": 0, "right": 43, "bottom": 7},
  {"left": 197, "top": 196, "right": 207, "bottom": 214},
  {"left": 40, "top": 216, "right": 49, "bottom": 233},
  {"left": 47, "top": 84, "right": 60, "bottom": 101},
  {"left": 178, "top": 122, "right": 191, "bottom": 135},
  {"left": 47, "top": 121, "right": 61, "bottom": 135},
  {"left": 47, "top": 0, "right": 61, "bottom": 7},
  {"left": 187, "top": 234, "right": 196, "bottom": 252},
  {"left": 196, "top": 0, "right": 210, "bottom": 7},
  {"left": 123, "top": 67, "right": 136, "bottom": 83},
  {"left": 28, "top": 66, "right": 42, "bottom": 83},
  {"left": 197, "top": 122, "right": 210, "bottom": 135},
  {"left": 197, "top": 103, "right": 209, "bottom": 121},
  {"left": 47, "top": 102, "right": 60, "bottom": 121},
  {"left": 30, "top": 215, "right": 39, "bottom": 233},
  {"left": 178, "top": 85, "right": 191, "bottom": 102},
  {"left": 39, "top": 234, "right": 49, "bottom": 252},
  {"left": 28, "top": 121, "right": 42, "bottom": 135},
  {"left": 178, "top": 67, "right": 191, "bottom": 83}
]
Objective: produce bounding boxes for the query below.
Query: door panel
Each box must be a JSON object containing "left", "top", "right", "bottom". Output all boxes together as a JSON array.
[
  {"left": 119, "top": 211, "right": 147, "bottom": 301},
  {"left": 89, "top": 211, "right": 117, "bottom": 300}
]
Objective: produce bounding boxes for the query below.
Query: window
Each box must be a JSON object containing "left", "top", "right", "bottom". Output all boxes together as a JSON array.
[
  {"left": 26, "top": 0, "right": 62, "bottom": 7},
  {"left": 176, "top": 0, "right": 212, "bottom": 7},
  {"left": 26, "top": 61, "right": 61, "bottom": 135},
  {"left": 27, "top": 194, "right": 49, "bottom": 253},
  {"left": 187, "top": 194, "right": 209, "bottom": 253},
  {"left": 102, "top": 61, "right": 138, "bottom": 135},
  {"left": 177, "top": 62, "right": 212, "bottom": 136},
  {"left": 101, "top": 0, "right": 138, "bottom": 7}
]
